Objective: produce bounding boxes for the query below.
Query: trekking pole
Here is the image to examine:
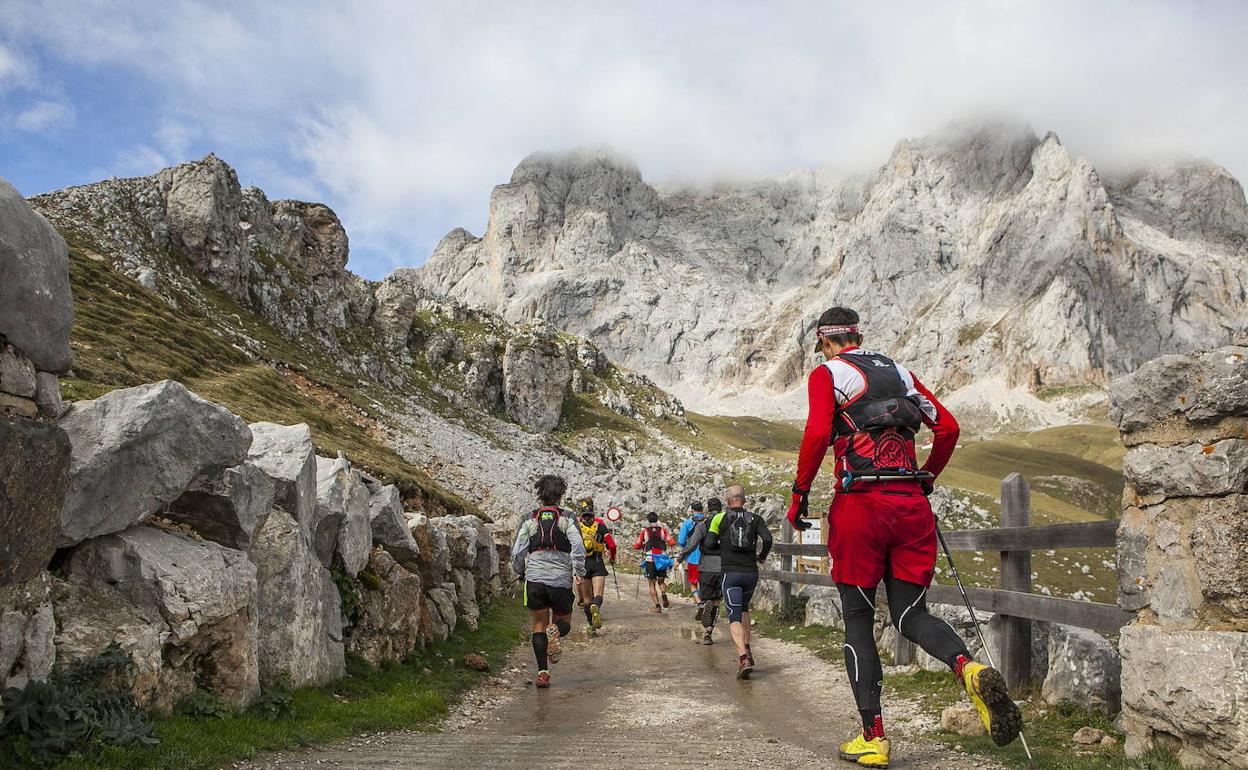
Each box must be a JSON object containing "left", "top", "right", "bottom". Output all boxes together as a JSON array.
[
  {"left": 934, "top": 520, "right": 1036, "bottom": 769},
  {"left": 611, "top": 565, "right": 621, "bottom": 600}
]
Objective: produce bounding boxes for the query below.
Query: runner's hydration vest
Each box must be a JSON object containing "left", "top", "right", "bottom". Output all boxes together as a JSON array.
[
  {"left": 722, "top": 510, "right": 757, "bottom": 554},
  {"left": 578, "top": 518, "right": 607, "bottom": 555},
  {"left": 830, "top": 352, "right": 925, "bottom": 473},
  {"left": 528, "top": 507, "right": 572, "bottom": 553},
  {"left": 643, "top": 524, "right": 667, "bottom": 551}
]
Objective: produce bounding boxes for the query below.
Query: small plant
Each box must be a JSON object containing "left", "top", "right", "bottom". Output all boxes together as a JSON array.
[
  {"left": 775, "top": 594, "right": 809, "bottom": 624},
  {"left": 331, "top": 565, "right": 362, "bottom": 629},
  {"left": 0, "top": 642, "right": 158, "bottom": 765},
  {"left": 173, "top": 688, "right": 233, "bottom": 719},
  {"left": 247, "top": 674, "right": 294, "bottom": 721}
]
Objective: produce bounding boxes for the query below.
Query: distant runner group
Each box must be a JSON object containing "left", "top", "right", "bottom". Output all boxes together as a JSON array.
[{"left": 510, "top": 305, "right": 1024, "bottom": 768}]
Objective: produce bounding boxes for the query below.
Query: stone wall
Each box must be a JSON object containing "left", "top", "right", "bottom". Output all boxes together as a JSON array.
[{"left": 1110, "top": 345, "right": 1248, "bottom": 768}]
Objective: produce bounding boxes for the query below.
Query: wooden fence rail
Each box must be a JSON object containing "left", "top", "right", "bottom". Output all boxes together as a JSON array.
[{"left": 763, "top": 472, "right": 1132, "bottom": 687}]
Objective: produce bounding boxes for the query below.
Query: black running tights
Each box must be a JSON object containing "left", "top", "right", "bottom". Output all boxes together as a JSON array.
[{"left": 839, "top": 576, "right": 969, "bottom": 717}]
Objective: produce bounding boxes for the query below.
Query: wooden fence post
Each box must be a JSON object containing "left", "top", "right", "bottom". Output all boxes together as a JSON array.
[
  {"left": 779, "top": 520, "right": 793, "bottom": 615},
  {"left": 999, "top": 473, "right": 1033, "bottom": 689}
]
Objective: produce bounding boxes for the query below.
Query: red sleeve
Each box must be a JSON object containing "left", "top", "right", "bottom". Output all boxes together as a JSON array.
[
  {"left": 601, "top": 523, "right": 617, "bottom": 558},
  {"left": 664, "top": 528, "right": 676, "bottom": 546},
  {"left": 794, "top": 365, "right": 835, "bottom": 491},
  {"left": 632, "top": 530, "right": 644, "bottom": 550},
  {"left": 912, "top": 375, "right": 960, "bottom": 478}
]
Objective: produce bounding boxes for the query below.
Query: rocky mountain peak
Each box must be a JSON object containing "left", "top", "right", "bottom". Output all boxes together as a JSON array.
[{"left": 416, "top": 121, "right": 1248, "bottom": 426}]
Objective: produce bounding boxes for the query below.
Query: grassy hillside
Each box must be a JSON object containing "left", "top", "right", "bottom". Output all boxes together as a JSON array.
[{"left": 62, "top": 238, "right": 479, "bottom": 516}]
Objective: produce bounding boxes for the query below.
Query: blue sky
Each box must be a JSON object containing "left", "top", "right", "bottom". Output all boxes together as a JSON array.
[{"left": 3, "top": 1, "right": 1247, "bottom": 280}]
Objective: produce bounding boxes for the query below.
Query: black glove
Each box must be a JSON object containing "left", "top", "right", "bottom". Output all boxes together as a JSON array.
[
  {"left": 921, "top": 478, "right": 935, "bottom": 496},
  {"left": 786, "top": 484, "right": 812, "bottom": 532}
]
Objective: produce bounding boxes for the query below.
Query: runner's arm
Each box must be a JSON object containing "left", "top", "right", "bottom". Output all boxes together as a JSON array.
[
  {"left": 756, "top": 518, "right": 774, "bottom": 562},
  {"left": 509, "top": 521, "right": 531, "bottom": 578},
  {"left": 794, "top": 365, "right": 836, "bottom": 491},
  {"left": 632, "top": 530, "right": 645, "bottom": 550},
  {"left": 664, "top": 527, "right": 677, "bottom": 547},
  {"left": 564, "top": 518, "right": 586, "bottom": 578},
  {"left": 678, "top": 522, "right": 704, "bottom": 562},
  {"left": 602, "top": 526, "right": 618, "bottom": 561},
  {"left": 910, "top": 375, "right": 960, "bottom": 479},
  {"left": 703, "top": 512, "right": 724, "bottom": 552}
]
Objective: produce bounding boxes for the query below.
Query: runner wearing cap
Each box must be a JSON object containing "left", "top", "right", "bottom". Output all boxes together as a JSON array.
[
  {"left": 787, "top": 306, "right": 1021, "bottom": 766},
  {"left": 574, "top": 496, "right": 617, "bottom": 636}
]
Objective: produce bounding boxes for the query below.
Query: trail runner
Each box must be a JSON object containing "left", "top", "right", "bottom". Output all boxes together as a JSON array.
[{"left": 786, "top": 306, "right": 1022, "bottom": 767}]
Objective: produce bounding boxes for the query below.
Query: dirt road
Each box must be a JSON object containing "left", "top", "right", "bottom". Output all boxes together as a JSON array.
[{"left": 239, "top": 592, "right": 1005, "bottom": 769}]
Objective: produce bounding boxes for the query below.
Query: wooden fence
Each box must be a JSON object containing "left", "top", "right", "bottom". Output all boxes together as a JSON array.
[{"left": 761, "top": 472, "right": 1133, "bottom": 688}]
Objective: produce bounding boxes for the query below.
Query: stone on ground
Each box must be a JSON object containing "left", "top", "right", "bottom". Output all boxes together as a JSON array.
[
  {"left": 247, "top": 421, "right": 318, "bottom": 527},
  {"left": 347, "top": 549, "right": 425, "bottom": 665},
  {"left": 313, "top": 454, "right": 372, "bottom": 575},
  {"left": 1043, "top": 624, "right": 1121, "bottom": 714},
  {"left": 941, "top": 702, "right": 986, "bottom": 737}
]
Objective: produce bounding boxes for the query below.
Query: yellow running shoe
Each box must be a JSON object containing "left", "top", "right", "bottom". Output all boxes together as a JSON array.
[
  {"left": 838, "top": 733, "right": 890, "bottom": 767},
  {"left": 961, "top": 661, "right": 1022, "bottom": 746},
  {"left": 589, "top": 604, "right": 603, "bottom": 629}
]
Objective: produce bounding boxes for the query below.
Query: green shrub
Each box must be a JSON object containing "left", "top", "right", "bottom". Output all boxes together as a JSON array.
[
  {"left": 0, "top": 643, "right": 157, "bottom": 766},
  {"left": 172, "top": 690, "right": 232, "bottom": 720},
  {"left": 246, "top": 675, "right": 293, "bottom": 722}
]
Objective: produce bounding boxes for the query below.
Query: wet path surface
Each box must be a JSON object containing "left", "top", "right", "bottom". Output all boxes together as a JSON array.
[{"left": 239, "top": 593, "right": 1005, "bottom": 769}]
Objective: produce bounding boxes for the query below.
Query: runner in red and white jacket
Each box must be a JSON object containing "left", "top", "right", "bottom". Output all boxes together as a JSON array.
[
  {"left": 633, "top": 513, "right": 677, "bottom": 612},
  {"left": 784, "top": 307, "right": 1022, "bottom": 763}
]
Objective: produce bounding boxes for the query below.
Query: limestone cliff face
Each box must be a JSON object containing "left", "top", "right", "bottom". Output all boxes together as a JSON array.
[{"left": 417, "top": 123, "right": 1248, "bottom": 421}]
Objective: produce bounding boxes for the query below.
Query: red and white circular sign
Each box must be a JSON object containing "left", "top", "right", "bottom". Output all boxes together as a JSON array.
[{"left": 605, "top": 506, "right": 622, "bottom": 522}]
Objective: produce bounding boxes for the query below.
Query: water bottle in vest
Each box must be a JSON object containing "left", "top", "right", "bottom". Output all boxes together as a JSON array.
[{"left": 725, "top": 511, "right": 756, "bottom": 554}]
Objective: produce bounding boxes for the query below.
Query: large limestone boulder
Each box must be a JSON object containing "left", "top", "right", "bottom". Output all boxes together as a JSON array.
[
  {"left": 1120, "top": 625, "right": 1248, "bottom": 768},
  {"left": 0, "top": 573, "right": 56, "bottom": 689},
  {"left": 247, "top": 510, "right": 345, "bottom": 687},
  {"left": 367, "top": 484, "right": 421, "bottom": 572},
  {"left": 60, "top": 525, "right": 260, "bottom": 708},
  {"left": 1042, "top": 625, "right": 1121, "bottom": 713},
  {"left": 347, "top": 550, "right": 425, "bottom": 665},
  {"left": 502, "top": 326, "right": 572, "bottom": 432},
  {"left": 313, "top": 455, "right": 372, "bottom": 575},
  {"left": 1110, "top": 346, "right": 1248, "bottom": 443},
  {"left": 450, "top": 568, "right": 480, "bottom": 629},
  {"left": 247, "top": 422, "right": 317, "bottom": 526},
  {"left": 410, "top": 514, "right": 451, "bottom": 586},
  {"left": 424, "top": 583, "right": 458, "bottom": 642},
  {"left": 57, "top": 381, "right": 252, "bottom": 546},
  {"left": 0, "top": 420, "right": 71, "bottom": 586},
  {"left": 166, "top": 462, "right": 275, "bottom": 550},
  {"left": 1123, "top": 439, "right": 1248, "bottom": 499},
  {"left": 432, "top": 515, "right": 477, "bottom": 569},
  {"left": 0, "top": 177, "right": 73, "bottom": 373}
]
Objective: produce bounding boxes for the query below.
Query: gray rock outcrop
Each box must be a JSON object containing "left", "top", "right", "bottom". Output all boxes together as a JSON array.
[
  {"left": 348, "top": 550, "right": 425, "bottom": 664},
  {"left": 60, "top": 526, "right": 260, "bottom": 708},
  {"left": 167, "top": 462, "right": 276, "bottom": 550},
  {"left": 313, "top": 454, "right": 372, "bottom": 575},
  {"left": 415, "top": 125, "right": 1248, "bottom": 424},
  {"left": 367, "top": 484, "right": 421, "bottom": 572},
  {"left": 1113, "top": 345, "right": 1248, "bottom": 768},
  {"left": 0, "top": 420, "right": 71, "bottom": 586},
  {"left": 247, "top": 509, "right": 345, "bottom": 687},
  {"left": 502, "top": 325, "right": 573, "bottom": 432},
  {"left": 58, "top": 381, "right": 252, "bottom": 545},
  {"left": 0, "top": 177, "right": 73, "bottom": 374},
  {"left": 247, "top": 421, "right": 318, "bottom": 526}
]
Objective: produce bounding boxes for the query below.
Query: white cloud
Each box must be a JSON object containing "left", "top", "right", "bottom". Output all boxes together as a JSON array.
[
  {"left": 8, "top": 0, "right": 1248, "bottom": 277},
  {"left": 14, "top": 99, "right": 73, "bottom": 131}
]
